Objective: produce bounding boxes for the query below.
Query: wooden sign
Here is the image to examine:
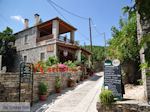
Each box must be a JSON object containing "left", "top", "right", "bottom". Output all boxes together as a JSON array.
[
  {"left": 104, "top": 59, "right": 123, "bottom": 100},
  {"left": 47, "top": 45, "right": 54, "bottom": 52}
]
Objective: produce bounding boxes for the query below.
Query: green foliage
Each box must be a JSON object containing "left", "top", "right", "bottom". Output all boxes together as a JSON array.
[
  {"left": 139, "top": 62, "right": 148, "bottom": 70},
  {"left": 64, "top": 60, "right": 77, "bottom": 68},
  {"left": 99, "top": 89, "right": 114, "bottom": 105},
  {"left": 83, "top": 46, "right": 105, "bottom": 62},
  {"left": 136, "top": 0, "right": 150, "bottom": 20},
  {"left": 123, "top": 0, "right": 150, "bottom": 20},
  {"left": 108, "top": 12, "right": 139, "bottom": 62},
  {"left": 146, "top": 72, "right": 150, "bottom": 77},
  {"left": 46, "top": 56, "right": 58, "bottom": 66},
  {"left": 140, "top": 34, "right": 150, "bottom": 65},
  {"left": 137, "top": 79, "right": 143, "bottom": 85},
  {"left": 0, "top": 27, "right": 16, "bottom": 71},
  {"left": 55, "top": 76, "right": 61, "bottom": 88},
  {"left": 0, "top": 27, "right": 15, "bottom": 43},
  {"left": 38, "top": 82, "right": 48, "bottom": 95}
]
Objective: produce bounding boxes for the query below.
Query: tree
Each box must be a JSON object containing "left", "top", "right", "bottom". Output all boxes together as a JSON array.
[
  {"left": 83, "top": 46, "right": 105, "bottom": 62},
  {"left": 108, "top": 10, "right": 141, "bottom": 84},
  {"left": 0, "top": 27, "right": 16, "bottom": 71},
  {"left": 108, "top": 12, "right": 139, "bottom": 62}
]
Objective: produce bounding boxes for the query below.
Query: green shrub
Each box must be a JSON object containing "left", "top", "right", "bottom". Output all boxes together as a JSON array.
[
  {"left": 46, "top": 56, "right": 58, "bottom": 66},
  {"left": 64, "top": 60, "right": 77, "bottom": 68},
  {"left": 55, "top": 76, "right": 61, "bottom": 88},
  {"left": 99, "top": 89, "right": 114, "bottom": 105},
  {"left": 137, "top": 79, "right": 143, "bottom": 85},
  {"left": 38, "top": 82, "right": 48, "bottom": 95}
]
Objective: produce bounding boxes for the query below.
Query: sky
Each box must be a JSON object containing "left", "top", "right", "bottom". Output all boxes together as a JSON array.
[{"left": 0, "top": 0, "right": 133, "bottom": 46}]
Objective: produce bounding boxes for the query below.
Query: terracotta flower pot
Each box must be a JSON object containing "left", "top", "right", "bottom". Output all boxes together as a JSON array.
[
  {"left": 55, "top": 87, "right": 61, "bottom": 93},
  {"left": 67, "top": 79, "right": 75, "bottom": 87},
  {"left": 39, "top": 94, "right": 47, "bottom": 101},
  {"left": 80, "top": 76, "right": 84, "bottom": 81}
]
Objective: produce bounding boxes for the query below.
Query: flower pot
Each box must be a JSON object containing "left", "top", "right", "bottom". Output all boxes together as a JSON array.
[
  {"left": 67, "top": 79, "right": 75, "bottom": 87},
  {"left": 39, "top": 94, "right": 47, "bottom": 101},
  {"left": 80, "top": 76, "right": 84, "bottom": 81},
  {"left": 84, "top": 75, "right": 88, "bottom": 79},
  {"left": 55, "top": 87, "right": 61, "bottom": 93}
]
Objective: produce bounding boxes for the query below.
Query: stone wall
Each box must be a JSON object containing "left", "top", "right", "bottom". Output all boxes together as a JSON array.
[
  {"left": 0, "top": 73, "right": 19, "bottom": 102},
  {"left": 97, "top": 102, "right": 150, "bottom": 112},
  {"left": 146, "top": 76, "right": 150, "bottom": 103},
  {"left": 0, "top": 71, "right": 81, "bottom": 103}
]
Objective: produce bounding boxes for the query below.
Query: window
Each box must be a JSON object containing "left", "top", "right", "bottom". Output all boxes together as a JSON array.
[
  {"left": 23, "top": 55, "right": 27, "bottom": 62},
  {"left": 40, "top": 52, "right": 45, "bottom": 61},
  {"left": 24, "top": 35, "right": 28, "bottom": 44}
]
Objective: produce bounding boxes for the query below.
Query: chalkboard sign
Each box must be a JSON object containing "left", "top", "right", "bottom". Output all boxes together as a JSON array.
[
  {"left": 20, "top": 62, "right": 32, "bottom": 77},
  {"left": 104, "top": 59, "right": 123, "bottom": 100},
  {"left": 19, "top": 62, "right": 34, "bottom": 105},
  {"left": 20, "top": 62, "right": 33, "bottom": 84}
]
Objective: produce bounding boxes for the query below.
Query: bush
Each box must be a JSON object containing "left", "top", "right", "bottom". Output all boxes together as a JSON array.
[
  {"left": 99, "top": 89, "right": 114, "bottom": 105},
  {"left": 55, "top": 76, "right": 61, "bottom": 88},
  {"left": 38, "top": 82, "right": 48, "bottom": 95},
  {"left": 64, "top": 60, "right": 77, "bottom": 68},
  {"left": 46, "top": 56, "right": 58, "bottom": 66},
  {"left": 137, "top": 79, "right": 143, "bottom": 85}
]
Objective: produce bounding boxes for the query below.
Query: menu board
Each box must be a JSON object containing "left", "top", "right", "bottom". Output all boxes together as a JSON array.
[
  {"left": 104, "top": 63, "right": 123, "bottom": 99},
  {"left": 20, "top": 62, "right": 33, "bottom": 83}
]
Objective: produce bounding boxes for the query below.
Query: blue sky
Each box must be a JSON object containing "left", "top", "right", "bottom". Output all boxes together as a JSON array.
[{"left": 0, "top": 0, "right": 132, "bottom": 46}]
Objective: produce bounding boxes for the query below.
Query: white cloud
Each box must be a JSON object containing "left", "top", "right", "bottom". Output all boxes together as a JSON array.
[{"left": 10, "top": 15, "right": 24, "bottom": 24}]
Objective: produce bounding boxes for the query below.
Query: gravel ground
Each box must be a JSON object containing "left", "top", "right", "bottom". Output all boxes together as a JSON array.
[{"left": 123, "top": 84, "right": 146, "bottom": 103}]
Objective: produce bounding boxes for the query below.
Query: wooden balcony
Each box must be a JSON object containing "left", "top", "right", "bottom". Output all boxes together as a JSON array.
[
  {"left": 36, "top": 34, "right": 53, "bottom": 42},
  {"left": 58, "top": 36, "right": 79, "bottom": 45}
]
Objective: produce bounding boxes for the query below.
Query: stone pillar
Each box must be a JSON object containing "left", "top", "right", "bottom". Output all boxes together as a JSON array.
[
  {"left": 52, "top": 20, "right": 59, "bottom": 39},
  {"left": 53, "top": 43, "right": 57, "bottom": 57},
  {"left": 76, "top": 50, "right": 81, "bottom": 62},
  {"left": 88, "top": 55, "right": 91, "bottom": 68},
  {"left": 70, "top": 31, "right": 75, "bottom": 43}
]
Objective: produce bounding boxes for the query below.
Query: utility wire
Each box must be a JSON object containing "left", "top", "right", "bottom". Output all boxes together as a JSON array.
[
  {"left": 47, "top": 0, "right": 70, "bottom": 24},
  {"left": 47, "top": 0, "right": 89, "bottom": 20},
  {"left": 46, "top": 0, "right": 90, "bottom": 42},
  {"left": 91, "top": 19, "right": 103, "bottom": 36}
]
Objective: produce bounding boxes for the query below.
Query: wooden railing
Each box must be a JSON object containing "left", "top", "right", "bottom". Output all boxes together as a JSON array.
[
  {"left": 36, "top": 34, "right": 79, "bottom": 45},
  {"left": 36, "top": 34, "right": 53, "bottom": 42}
]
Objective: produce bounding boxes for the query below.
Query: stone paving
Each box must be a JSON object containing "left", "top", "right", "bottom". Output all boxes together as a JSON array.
[{"left": 31, "top": 72, "right": 104, "bottom": 112}]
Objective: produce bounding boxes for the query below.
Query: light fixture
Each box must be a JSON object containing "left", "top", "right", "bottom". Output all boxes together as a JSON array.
[{"left": 63, "top": 50, "right": 68, "bottom": 57}]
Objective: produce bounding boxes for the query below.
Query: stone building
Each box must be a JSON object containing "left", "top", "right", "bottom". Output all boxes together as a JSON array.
[{"left": 14, "top": 14, "right": 91, "bottom": 71}]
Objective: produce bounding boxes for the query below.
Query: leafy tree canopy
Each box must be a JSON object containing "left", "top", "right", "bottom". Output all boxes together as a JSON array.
[
  {"left": 83, "top": 46, "right": 105, "bottom": 62},
  {"left": 108, "top": 12, "right": 139, "bottom": 62}
]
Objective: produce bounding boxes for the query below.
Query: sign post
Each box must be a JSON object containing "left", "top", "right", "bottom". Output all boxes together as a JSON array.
[
  {"left": 104, "top": 59, "right": 123, "bottom": 100},
  {"left": 19, "top": 62, "right": 33, "bottom": 105}
]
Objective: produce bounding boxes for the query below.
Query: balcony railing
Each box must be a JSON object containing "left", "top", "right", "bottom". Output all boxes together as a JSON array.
[
  {"left": 36, "top": 34, "right": 79, "bottom": 45},
  {"left": 58, "top": 35, "right": 79, "bottom": 45},
  {"left": 36, "top": 34, "right": 53, "bottom": 42},
  {"left": 58, "top": 36, "right": 71, "bottom": 43}
]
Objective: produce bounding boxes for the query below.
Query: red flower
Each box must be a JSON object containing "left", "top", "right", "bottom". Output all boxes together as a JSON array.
[
  {"left": 40, "top": 67, "right": 44, "bottom": 75},
  {"left": 47, "top": 67, "right": 52, "bottom": 73}
]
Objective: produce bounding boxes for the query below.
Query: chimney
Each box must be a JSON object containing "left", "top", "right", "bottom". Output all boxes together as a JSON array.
[
  {"left": 24, "top": 19, "right": 29, "bottom": 29},
  {"left": 34, "top": 13, "right": 40, "bottom": 25}
]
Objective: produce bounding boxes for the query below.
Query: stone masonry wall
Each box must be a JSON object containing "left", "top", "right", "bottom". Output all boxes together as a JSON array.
[
  {"left": 0, "top": 71, "right": 81, "bottom": 102},
  {"left": 97, "top": 102, "right": 150, "bottom": 112}
]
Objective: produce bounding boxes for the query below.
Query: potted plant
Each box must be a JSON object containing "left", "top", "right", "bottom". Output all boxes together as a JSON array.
[
  {"left": 80, "top": 74, "right": 84, "bottom": 81},
  {"left": 55, "top": 76, "right": 61, "bottom": 93},
  {"left": 67, "top": 76, "right": 75, "bottom": 87},
  {"left": 84, "top": 74, "right": 89, "bottom": 79},
  {"left": 38, "top": 82, "right": 48, "bottom": 101}
]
